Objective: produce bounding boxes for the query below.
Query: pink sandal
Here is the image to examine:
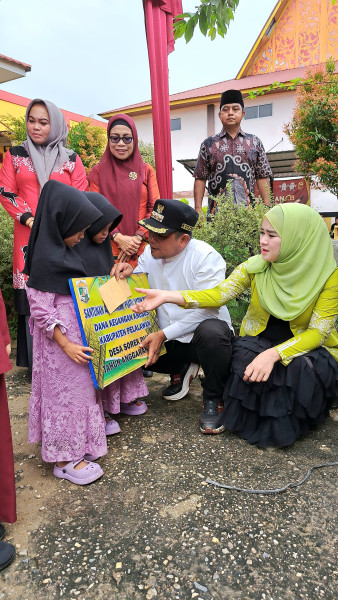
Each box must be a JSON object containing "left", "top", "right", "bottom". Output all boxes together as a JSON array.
[
  {"left": 53, "top": 460, "right": 103, "bottom": 485},
  {"left": 120, "top": 400, "right": 148, "bottom": 416}
]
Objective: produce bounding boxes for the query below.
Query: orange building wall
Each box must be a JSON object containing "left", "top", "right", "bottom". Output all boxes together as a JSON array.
[{"left": 248, "top": 0, "right": 337, "bottom": 75}]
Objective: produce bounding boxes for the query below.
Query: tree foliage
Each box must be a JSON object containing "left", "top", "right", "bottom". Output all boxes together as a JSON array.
[
  {"left": 193, "top": 190, "right": 268, "bottom": 274},
  {"left": 138, "top": 139, "right": 156, "bottom": 169},
  {"left": 193, "top": 190, "right": 269, "bottom": 331},
  {"left": 0, "top": 207, "right": 16, "bottom": 334},
  {"left": 67, "top": 120, "right": 107, "bottom": 173},
  {"left": 0, "top": 114, "right": 26, "bottom": 145},
  {"left": 284, "top": 59, "right": 338, "bottom": 196},
  {"left": 174, "top": 0, "right": 335, "bottom": 43},
  {"left": 174, "top": 0, "right": 239, "bottom": 42}
]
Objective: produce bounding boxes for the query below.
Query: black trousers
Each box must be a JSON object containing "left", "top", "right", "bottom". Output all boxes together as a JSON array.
[{"left": 151, "top": 319, "right": 233, "bottom": 402}]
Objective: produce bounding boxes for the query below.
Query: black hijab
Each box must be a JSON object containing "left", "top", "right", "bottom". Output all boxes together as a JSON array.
[
  {"left": 24, "top": 180, "right": 102, "bottom": 295},
  {"left": 76, "top": 192, "right": 122, "bottom": 276}
]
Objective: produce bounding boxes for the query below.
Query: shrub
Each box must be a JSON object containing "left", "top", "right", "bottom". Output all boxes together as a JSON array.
[
  {"left": 0, "top": 207, "right": 16, "bottom": 335},
  {"left": 284, "top": 59, "right": 338, "bottom": 196},
  {"left": 0, "top": 114, "right": 26, "bottom": 145},
  {"left": 138, "top": 140, "right": 155, "bottom": 169},
  {"left": 194, "top": 191, "right": 268, "bottom": 274},
  {"left": 67, "top": 120, "right": 107, "bottom": 173},
  {"left": 193, "top": 190, "right": 269, "bottom": 332}
]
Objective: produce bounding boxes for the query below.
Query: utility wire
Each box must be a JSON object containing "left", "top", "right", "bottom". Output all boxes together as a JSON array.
[{"left": 206, "top": 462, "right": 338, "bottom": 495}]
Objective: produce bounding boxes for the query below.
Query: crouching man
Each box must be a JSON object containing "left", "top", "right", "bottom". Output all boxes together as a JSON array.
[{"left": 114, "top": 199, "right": 233, "bottom": 434}]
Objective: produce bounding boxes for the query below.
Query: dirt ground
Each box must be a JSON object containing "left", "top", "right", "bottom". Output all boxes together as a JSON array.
[{"left": 0, "top": 360, "right": 337, "bottom": 600}]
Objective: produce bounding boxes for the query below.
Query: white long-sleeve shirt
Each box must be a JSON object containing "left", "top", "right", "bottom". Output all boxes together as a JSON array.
[{"left": 134, "top": 239, "right": 233, "bottom": 343}]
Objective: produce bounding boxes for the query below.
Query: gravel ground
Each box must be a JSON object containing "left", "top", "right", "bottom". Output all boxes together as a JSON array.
[{"left": 0, "top": 362, "right": 337, "bottom": 600}]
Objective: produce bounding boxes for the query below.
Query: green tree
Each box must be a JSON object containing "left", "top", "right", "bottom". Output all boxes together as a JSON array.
[
  {"left": 0, "top": 207, "right": 16, "bottom": 334},
  {"left": 174, "top": 1, "right": 335, "bottom": 43},
  {"left": 174, "top": 0, "right": 239, "bottom": 42},
  {"left": 0, "top": 114, "right": 26, "bottom": 145},
  {"left": 138, "top": 139, "right": 155, "bottom": 169},
  {"left": 67, "top": 120, "right": 107, "bottom": 173},
  {"left": 284, "top": 59, "right": 338, "bottom": 196}
]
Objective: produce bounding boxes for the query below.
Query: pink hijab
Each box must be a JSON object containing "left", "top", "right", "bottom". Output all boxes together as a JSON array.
[{"left": 88, "top": 114, "right": 146, "bottom": 237}]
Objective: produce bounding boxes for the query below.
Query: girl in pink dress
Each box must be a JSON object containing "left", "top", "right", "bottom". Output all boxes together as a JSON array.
[{"left": 24, "top": 180, "right": 107, "bottom": 485}]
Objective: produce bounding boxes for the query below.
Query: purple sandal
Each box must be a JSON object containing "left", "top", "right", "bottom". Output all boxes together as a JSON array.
[
  {"left": 119, "top": 400, "right": 148, "bottom": 416},
  {"left": 53, "top": 460, "right": 103, "bottom": 485},
  {"left": 83, "top": 453, "right": 101, "bottom": 461},
  {"left": 104, "top": 412, "right": 121, "bottom": 436}
]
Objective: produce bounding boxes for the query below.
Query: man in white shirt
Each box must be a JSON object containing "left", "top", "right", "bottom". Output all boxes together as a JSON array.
[{"left": 114, "top": 199, "right": 233, "bottom": 434}]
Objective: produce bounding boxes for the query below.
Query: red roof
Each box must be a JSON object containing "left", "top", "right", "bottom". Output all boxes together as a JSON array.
[
  {"left": 99, "top": 62, "right": 337, "bottom": 117},
  {"left": 0, "top": 90, "right": 106, "bottom": 129},
  {"left": 0, "top": 54, "right": 31, "bottom": 71}
]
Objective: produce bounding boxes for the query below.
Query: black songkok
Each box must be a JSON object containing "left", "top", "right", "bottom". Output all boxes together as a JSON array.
[{"left": 220, "top": 89, "right": 244, "bottom": 109}]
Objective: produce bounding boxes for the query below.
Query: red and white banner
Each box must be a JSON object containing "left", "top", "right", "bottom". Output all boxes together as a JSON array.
[
  {"left": 255, "top": 178, "right": 309, "bottom": 204},
  {"left": 272, "top": 178, "right": 309, "bottom": 204}
]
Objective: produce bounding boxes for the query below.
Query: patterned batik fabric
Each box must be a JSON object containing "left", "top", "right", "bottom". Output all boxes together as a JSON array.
[{"left": 194, "top": 128, "right": 272, "bottom": 214}]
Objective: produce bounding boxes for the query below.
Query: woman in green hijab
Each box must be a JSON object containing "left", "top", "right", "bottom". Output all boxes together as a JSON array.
[{"left": 129, "top": 203, "right": 338, "bottom": 447}]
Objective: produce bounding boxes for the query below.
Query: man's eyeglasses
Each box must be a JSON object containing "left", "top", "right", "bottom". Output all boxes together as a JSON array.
[
  {"left": 109, "top": 135, "right": 133, "bottom": 145},
  {"left": 148, "top": 231, "right": 172, "bottom": 240}
]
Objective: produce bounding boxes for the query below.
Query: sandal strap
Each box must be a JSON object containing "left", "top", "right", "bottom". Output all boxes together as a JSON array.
[{"left": 73, "top": 459, "right": 87, "bottom": 467}]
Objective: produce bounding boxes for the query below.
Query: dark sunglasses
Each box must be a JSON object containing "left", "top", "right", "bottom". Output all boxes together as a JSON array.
[{"left": 109, "top": 135, "right": 133, "bottom": 144}]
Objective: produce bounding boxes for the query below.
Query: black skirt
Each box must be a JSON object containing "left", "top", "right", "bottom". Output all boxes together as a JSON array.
[
  {"left": 222, "top": 336, "right": 338, "bottom": 448},
  {"left": 14, "top": 289, "right": 32, "bottom": 370}
]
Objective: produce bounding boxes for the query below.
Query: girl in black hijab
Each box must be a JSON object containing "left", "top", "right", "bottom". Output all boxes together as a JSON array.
[
  {"left": 78, "top": 192, "right": 149, "bottom": 433},
  {"left": 81, "top": 191, "right": 122, "bottom": 276},
  {"left": 24, "top": 180, "right": 108, "bottom": 485}
]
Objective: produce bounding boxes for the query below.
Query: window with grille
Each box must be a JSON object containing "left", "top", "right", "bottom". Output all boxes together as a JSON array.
[
  {"left": 244, "top": 104, "right": 272, "bottom": 120},
  {"left": 170, "top": 118, "right": 181, "bottom": 131}
]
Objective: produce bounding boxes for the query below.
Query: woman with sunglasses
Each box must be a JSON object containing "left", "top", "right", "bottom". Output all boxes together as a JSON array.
[{"left": 88, "top": 114, "right": 159, "bottom": 267}]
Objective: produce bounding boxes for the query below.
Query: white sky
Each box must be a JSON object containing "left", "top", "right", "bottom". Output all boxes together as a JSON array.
[{"left": 0, "top": 0, "right": 277, "bottom": 119}]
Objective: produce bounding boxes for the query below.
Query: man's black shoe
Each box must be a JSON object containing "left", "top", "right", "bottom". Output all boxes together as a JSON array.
[
  {"left": 142, "top": 368, "right": 153, "bottom": 378},
  {"left": 0, "top": 541, "right": 15, "bottom": 571},
  {"left": 162, "top": 363, "right": 199, "bottom": 401},
  {"left": 200, "top": 399, "right": 225, "bottom": 434},
  {"left": 0, "top": 524, "right": 5, "bottom": 540}
]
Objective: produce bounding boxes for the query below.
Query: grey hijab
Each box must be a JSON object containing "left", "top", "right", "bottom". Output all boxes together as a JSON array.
[{"left": 22, "top": 98, "right": 73, "bottom": 189}]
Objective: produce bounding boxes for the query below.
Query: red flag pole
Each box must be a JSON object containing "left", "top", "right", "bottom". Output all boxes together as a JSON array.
[{"left": 143, "top": 0, "right": 182, "bottom": 198}]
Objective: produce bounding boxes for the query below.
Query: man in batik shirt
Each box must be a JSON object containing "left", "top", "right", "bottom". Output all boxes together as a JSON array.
[{"left": 194, "top": 89, "right": 272, "bottom": 216}]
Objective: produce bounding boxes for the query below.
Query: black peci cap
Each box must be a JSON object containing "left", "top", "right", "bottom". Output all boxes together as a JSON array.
[
  {"left": 220, "top": 89, "right": 244, "bottom": 109},
  {"left": 138, "top": 199, "right": 199, "bottom": 235}
]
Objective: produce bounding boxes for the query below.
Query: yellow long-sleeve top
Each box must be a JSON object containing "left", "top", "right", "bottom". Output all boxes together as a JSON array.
[{"left": 181, "top": 261, "right": 338, "bottom": 366}]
